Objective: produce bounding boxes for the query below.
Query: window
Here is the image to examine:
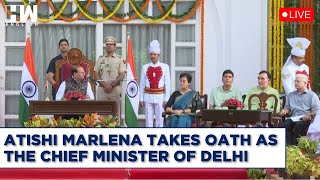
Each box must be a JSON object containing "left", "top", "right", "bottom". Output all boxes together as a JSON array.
[{"left": 0, "top": 0, "right": 201, "bottom": 126}]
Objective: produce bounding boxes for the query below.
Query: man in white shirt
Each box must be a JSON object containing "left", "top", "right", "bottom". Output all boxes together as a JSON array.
[
  {"left": 140, "top": 40, "right": 171, "bottom": 127},
  {"left": 282, "top": 37, "right": 311, "bottom": 95},
  {"left": 307, "top": 110, "right": 320, "bottom": 153},
  {"left": 56, "top": 66, "right": 94, "bottom": 100}
]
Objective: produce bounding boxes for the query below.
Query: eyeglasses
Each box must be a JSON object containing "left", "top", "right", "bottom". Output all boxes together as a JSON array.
[{"left": 105, "top": 43, "right": 115, "bottom": 46}]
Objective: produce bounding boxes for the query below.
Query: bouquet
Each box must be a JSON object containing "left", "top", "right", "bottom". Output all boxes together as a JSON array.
[
  {"left": 64, "top": 90, "right": 86, "bottom": 100},
  {"left": 224, "top": 98, "right": 243, "bottom": 109}
]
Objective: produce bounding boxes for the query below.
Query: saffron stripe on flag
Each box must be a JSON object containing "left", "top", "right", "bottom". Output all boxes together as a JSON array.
[
  {"left": 19, "top": 37, "right": 38, "bottom": 125},
  {"left": 125, "top": 36, "right": 139, "bottom": 127}
]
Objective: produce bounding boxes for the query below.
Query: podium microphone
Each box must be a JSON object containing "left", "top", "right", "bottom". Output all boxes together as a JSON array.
[{"left": 87, "top": 75, "right": 98, "bottom": 86}]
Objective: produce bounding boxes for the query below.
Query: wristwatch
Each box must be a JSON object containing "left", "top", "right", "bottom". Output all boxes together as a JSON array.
[{"left": 182, "top": 109, "right": 185, "bottom": 114}]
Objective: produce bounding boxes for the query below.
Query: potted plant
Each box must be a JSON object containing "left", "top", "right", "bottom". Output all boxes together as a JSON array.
[
  {"left": 24, "top": 114, "right": 120, "bottom": 128},
  {"left": 247, "top": 168, "right": 266, "bottom": 179},
  {"left": 286, "top": 137, "right": 320, "bottom": 179},
  {"left": 224, "top": 98, "right": 243, "bottom": 110}
]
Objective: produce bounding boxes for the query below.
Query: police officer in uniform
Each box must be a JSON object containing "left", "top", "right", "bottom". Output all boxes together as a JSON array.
[
  {"left": 282, "top": 37, "right": 311, "bottom": 95},
  {"left": 140, "top": 40, "right": 171, "bottom": 127},
  {"left": 94, "top": 36, "right": 126, "bottom": 118}
]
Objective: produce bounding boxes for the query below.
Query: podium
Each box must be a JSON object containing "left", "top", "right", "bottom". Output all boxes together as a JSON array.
[
  {"left": 201, "top": 109, "right": 272, "bottom": 125},
  {"left": 29, "top": 100, "right": 117, "bottom": 117}
]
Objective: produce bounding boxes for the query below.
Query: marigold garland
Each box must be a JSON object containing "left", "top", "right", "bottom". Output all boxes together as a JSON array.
[
  {"left": 129, "top": 0, "right": 176, "bottom": 23},
  {"left": 268, "top": 0, "right": 284, "bottom": 92},
  {"left": 98, "top": 0, "right": 149, "bottom": 23},
  {"left": 155, "top": 0, "right": 201, "bottom": 23},
  {"left": 1, "top": 0, "right": 201, "bottom": 23},
  {"left": 280, "top": 0, "right": 284, "bottom": 91},
  {"left": 22, "top": 0, "right": 68, "bottom": 23},
  {"left": 2, "top": 0, "right": 42, "bottom": 21},
  {"left": 48, "top": 0, "right": 92, "bottom": 22},
  {"left": 74, "top": 0, "right": 123, "bottom": 22}
]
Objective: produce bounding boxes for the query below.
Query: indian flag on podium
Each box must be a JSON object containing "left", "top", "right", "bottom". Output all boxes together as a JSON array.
[
  {"left": 125, "top": 36, "right": 139, "bottom": 127},
  {"left": 19, "top": 37, "right": 38, "bottom": 125}
]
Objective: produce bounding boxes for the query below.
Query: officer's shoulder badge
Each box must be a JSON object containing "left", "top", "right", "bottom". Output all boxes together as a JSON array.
[
  {"left": 123, "top": 59, "right": 127, "bottom": 64},
  {"left": 282, "top": 73, "right": 290, "bottom": 79}
]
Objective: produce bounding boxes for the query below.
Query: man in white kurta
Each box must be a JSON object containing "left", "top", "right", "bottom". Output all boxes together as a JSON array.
[
  {"left": 140, "top": 40, "right": 170, "bottom": 127},
  {"left": 282, "top": 37, "right": 311, "bottom": 95}
]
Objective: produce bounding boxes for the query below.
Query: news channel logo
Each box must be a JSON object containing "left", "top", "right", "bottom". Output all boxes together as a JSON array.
[
  {"left": 279, "top": 8, "right": 314, "bottom": 22},
  {"left": 5, "top": 5, "right": 38, "bottom": 26}
]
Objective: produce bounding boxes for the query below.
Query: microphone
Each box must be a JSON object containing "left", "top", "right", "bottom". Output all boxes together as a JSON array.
[{"left": 87, "top": 75, "right": 98, "bottom": 86}]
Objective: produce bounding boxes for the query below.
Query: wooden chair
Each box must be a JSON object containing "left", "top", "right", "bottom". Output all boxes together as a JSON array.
[
  {"left": 162, "top": 94, "right": 208, "bottom": 127},
  {"left": 55, "top": 48, "right": 95, "bottom": 91},
  {"left": 248, "top": 92, "right": 279, "bottom": 127}
]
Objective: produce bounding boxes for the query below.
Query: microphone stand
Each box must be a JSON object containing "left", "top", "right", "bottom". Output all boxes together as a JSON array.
[{"left": 87, "top": 75, "right": 99, "bottom": 86}]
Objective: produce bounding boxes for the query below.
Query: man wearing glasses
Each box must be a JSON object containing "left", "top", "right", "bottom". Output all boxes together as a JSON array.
[{"left": 94, "top": 36, "right": 126, "bottom": 118}]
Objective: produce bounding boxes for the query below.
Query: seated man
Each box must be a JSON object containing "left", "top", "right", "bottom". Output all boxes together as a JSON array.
[
  {"left": 56, "top": 66, "right": 94, "bottom": 100},
  {"left": 209, "top": 69, "right": 243, "bottom": 109},
  {"left": 280, "top": 70, "right": 319, "bottom": 145},
  {"left": 244, "top": 70, "right": 280, "bottom": 113},
  {"left": 165, "top": 73, "right": 202, "bottom": 127}
]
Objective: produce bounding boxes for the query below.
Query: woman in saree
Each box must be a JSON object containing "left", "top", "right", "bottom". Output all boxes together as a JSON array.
[{"left": 165, "top": 73, "right": 202, "bottom": 127}]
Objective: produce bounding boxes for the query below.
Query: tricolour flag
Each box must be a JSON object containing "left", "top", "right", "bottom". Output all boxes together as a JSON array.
[
  {"left": 19, "top": 37, "right": 38, "bottom": 125},
  {"left": 125, "top": 36, "right": 139, "bottom": 127}
]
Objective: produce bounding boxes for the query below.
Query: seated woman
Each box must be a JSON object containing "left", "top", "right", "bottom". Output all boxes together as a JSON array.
[{"left": 165, "top": 73, "right": 202, "bottom": 127}]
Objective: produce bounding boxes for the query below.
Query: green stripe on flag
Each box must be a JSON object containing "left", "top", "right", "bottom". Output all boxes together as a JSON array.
[
  {"left": 19, "top": 93, "right": 29, "bottom": 125},
  {"left": 125, "top": 95, "right": 138, "bottom": 127}
]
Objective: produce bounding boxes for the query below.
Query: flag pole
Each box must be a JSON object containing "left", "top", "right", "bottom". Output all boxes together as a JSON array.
[{"left": 123, "top": 32, "right": 130, "bottom": 126}]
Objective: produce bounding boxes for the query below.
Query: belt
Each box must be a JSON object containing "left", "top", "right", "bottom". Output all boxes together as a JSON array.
[{"left": 145, "top": 87, "right": 165, "bottom": 94}]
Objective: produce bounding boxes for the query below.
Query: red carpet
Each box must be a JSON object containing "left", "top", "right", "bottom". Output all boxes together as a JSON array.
[
  {"left": 0, "top": 169, "right": 129, "bottom": 179},
  {"left": 0, "top": 168, "right": 249, "bottom": 179},
  {"left": 129, "top": 168, "right": 248, "bottom": 179}
]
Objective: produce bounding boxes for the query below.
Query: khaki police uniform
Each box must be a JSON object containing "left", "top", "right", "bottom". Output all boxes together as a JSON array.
[{"left": 95, "top": 53, "right": 126, "bottom": 101}]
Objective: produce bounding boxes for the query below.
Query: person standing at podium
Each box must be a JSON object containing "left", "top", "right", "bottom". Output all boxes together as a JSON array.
[
  {"left": 56, "top": 66, "right": 94, "bottom": 100},
  {"left": 140, "top": 40, "right": 171, "bottom": 127},
  {"left": 46, "top": 38, "right": 70, "bottom": 100},
  {"left": 94, "top": 36, "right": 126, "bottom": 119}
]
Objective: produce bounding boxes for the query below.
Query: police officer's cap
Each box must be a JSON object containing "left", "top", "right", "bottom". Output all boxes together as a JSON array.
[{"left": 104, "top": 36, "right": 117, "bottom": 44}]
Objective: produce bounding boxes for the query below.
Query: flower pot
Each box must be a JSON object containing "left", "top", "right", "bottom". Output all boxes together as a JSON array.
[
  {"left": 228, "top": 106, "right": 237, "bottom": 110},
  {"left": 289, "top": 174, "right": 310, "bottom": 179},
  {"left": 71, "top": 97, "right": 79, "bottom": 101}
]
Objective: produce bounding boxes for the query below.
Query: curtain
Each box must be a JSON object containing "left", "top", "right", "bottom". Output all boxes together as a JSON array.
[
  {"left": 31, "top": 25, "right": 95, "bottom": 100},
  {"left": 127, "top": 25, "right": 171, "bottom": 114},
  {"left": 127, "top": 24, "right": 171, "bottom": 84}
]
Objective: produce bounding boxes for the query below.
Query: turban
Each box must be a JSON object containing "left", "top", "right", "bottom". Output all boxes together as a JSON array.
[
  {"left": 295, "top": 70, "right": 309, "bottom": 82},
  {"left": 284, "top": 37, "right": 310, "bottom": 67},
  {"left": 149, "top": 40, "right": 160, "bottom": 54}
]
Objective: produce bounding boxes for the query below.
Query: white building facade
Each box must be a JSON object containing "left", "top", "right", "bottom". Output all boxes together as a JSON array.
[{"left": 0, "top": 0, "right": 268, "bottom": 127}]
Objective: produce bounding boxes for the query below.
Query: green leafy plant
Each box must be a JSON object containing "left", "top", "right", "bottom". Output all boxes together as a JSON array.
[
  {"left": 297, "top": 137, "right": 319, "bottom": 155},
  {"left": 24, "top": 114, "right": 120, "bottom": 128},
  {"left": 286, "top": 138, "right": 320, "bottom": 178},
  {"left": 247, "top": 168, "right": 266, "bottom": 179}
]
